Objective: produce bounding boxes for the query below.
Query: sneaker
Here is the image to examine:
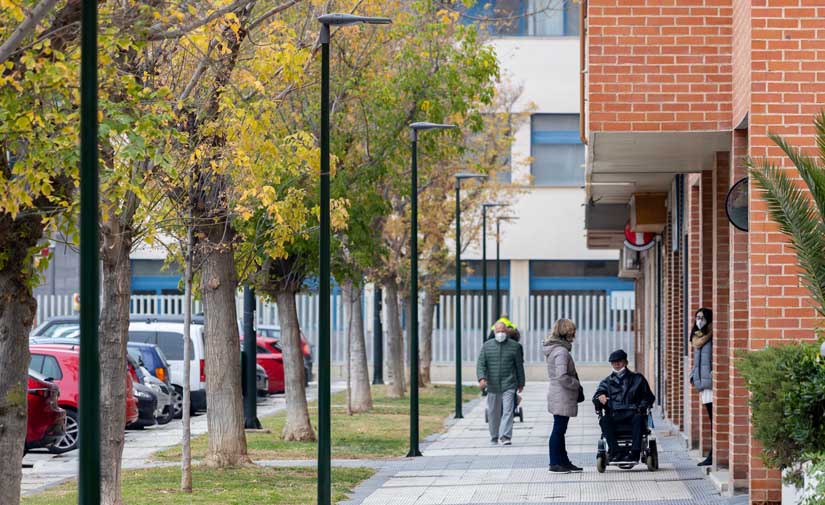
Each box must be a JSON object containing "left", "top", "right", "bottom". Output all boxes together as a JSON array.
[
  {"left": 548, "top": 465, "right": 571, "bottom": 474},
  {"left": 500, "top": 437, "right": 512, "bottom": 446},
  {"left": 490, "top": 437, "right": 498, "bottom": 445},
  {"left": 697, "top": 455, "right": 712, "bottom": 466},
  {"left": 563, "top": 463, "right": 583, "bottom": 472}
]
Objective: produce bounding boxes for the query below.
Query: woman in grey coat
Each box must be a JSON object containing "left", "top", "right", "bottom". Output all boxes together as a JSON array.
[
  {"left": 689, "top": 307, "right": 713, "bottom": 466},
  {"left": 544, "top": 319, "right": 582, "bottom": 473}
]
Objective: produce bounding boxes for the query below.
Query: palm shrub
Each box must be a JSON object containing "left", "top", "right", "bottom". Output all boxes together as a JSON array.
[{"left": 745, "top": 113, "right": 825, "bottom": 498}]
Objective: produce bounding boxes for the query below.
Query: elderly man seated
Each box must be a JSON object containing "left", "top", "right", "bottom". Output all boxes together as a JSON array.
[{"left": 593, "top": 349, "right": 655, "bottom": 463}]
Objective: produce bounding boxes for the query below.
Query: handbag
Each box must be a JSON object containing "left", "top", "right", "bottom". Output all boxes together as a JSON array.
[{"left": 577, "top": 384, "right": 585, "bottom": 403}]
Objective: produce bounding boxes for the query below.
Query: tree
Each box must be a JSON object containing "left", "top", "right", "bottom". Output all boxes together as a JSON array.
[
  {"left": 749, "top": 112, "right": 825, "bottom": 317},
  {"left": 0, "top": 2, "right": 80, "bottom": 501}
]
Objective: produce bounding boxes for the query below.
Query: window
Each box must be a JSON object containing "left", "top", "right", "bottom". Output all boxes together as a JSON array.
[
  {"left": 156, "top": 332, "right": 194, "bottom": 361},
  {"left": 30, "top": 354, "right": 45, "bottom": 373},
  {"left": 463, "top": 0, "right": 579, "bottom": 37},
  {"left": 257, "top": 345, "right": 271, "bottom": 354},
  {"left": 41, "top": 356, "right": 62, "bottom": 380},
  {"left": 530, "top": 114, "right": 584, "bottom": 186},
  {"left": 128, "top": 331, "right": 155, "bottom": 344}
]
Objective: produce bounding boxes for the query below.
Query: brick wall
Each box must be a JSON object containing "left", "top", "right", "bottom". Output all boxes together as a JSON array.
[
  {"left": 747, "top": 2, "right": 825, "bottom": 502},
  {"left": 729, "top": 130, "right": 750, "bottom": 490},
  {"left": 688, "top": 180, "right": 702, "bottom": 448},
  {"left": 712, "top": 152, "right": 731, "bottom": 469},
  {"left": 587, "top": 0, "right": 733, "bottom": 132},
  {"left": 699, "top": 170, "right": 714, "bottom": 455},
  {"left": 731, "top": 0, "right": 751, "bottom": 126}
]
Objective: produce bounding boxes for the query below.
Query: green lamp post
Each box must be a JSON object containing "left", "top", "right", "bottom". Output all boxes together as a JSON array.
[
  {"left": 408, "top": 122, "right": 457, "bottom": 457},
  {"left": 316, "top": 13, "right": 390, "bottom": 505}
]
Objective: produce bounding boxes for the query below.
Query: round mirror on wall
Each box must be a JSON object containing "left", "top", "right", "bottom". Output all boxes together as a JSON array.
[{"left": 726, "top": 177, "right": 749, "bottom": 232}]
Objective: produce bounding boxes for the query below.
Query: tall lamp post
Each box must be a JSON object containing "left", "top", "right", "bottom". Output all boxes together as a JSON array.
[
  {"left": 408, "top": 122, "right": 457, "bottom": 457},
  {"left": 453, "top": 173, "right": 487, "bottom": 419},
  {"left": 79, "top": 0, "right": 101, "bottom": 503},
  {"left": 481, "top": 202, "right": 507, "bottom": 338},
  {"left": 317, "top": 13, "right": 390, "bottom": 505},
  {"left": 495, "top": 216, "right": 518, "bottom": 318}
]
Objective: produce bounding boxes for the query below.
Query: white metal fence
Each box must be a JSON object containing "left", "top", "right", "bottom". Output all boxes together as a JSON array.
[{"left": 35, "top": 292, "right": 634, "bottom": 365}]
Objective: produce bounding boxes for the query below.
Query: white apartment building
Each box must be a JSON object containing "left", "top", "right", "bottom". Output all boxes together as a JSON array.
[{"left": 453, "top": 1, "right": 631, "bottom": 306}]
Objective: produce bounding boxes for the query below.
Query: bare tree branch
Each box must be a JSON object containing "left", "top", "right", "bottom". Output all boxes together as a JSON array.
[{"left": 0, "top": 0, "right": 59, "bottom": 63}]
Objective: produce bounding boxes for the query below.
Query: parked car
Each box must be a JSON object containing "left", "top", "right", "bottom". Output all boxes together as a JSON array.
[
  {"left": 29, "top": 342, "right": 139, "bottom": 453},
  {"left": 240, "top": 337, "right": 284, "bottom": 394},
  {"left": 128, "top": 382, "right": 158, "bottom": 430},
  {"left": 25, "top": 371, "right": 66, "bottom": 452},
  {"left": 256, "top": 325, "right": 313, "bottom": 386},
  {"left": 256, "top": 364, "right": 269, "bottom": 396},
  {"left": 127, "top": 341, "right": 171, "bottom": 385},
  {"left": 128, "top": 318, "right": 208, "bottom": 416},
  {"left": 31, "top": 316, "right": 206, "bottom": 417},
  {"left": 127, "top": 352, "right": 173, "bottom": 425}
]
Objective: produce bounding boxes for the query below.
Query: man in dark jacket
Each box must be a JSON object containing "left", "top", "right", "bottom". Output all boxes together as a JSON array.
[
  {"left": 593, "top": 349, "right": 655, "bottom": 462},
  {"left": 477, "top": 323, "right": 525, "bottom": 445}
]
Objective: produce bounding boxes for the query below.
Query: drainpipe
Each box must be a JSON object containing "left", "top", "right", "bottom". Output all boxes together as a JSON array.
[{"left": 579, "top": 0, "right": 588, "bottom": 145}]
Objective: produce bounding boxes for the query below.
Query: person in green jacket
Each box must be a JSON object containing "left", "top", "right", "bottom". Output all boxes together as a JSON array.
[{"left": 477, "top": 321, "right": 526, "bottom": 445}]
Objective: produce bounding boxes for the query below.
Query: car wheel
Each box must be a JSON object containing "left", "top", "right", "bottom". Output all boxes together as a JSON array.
[
  {"left": 172, "top": 387, "right": 183, "bottom": 419},
  {"left": 49, "top": 409, "right": 78, "bottom": 454},
  {"left": 157, "top": 405, "right": 174, "bottom": 425}
]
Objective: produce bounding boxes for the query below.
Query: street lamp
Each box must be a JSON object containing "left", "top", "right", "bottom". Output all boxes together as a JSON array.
[
  {"left": 454, "top": 172, "right": 487, "bottom": 419},
  {"left": 481, "top": 202, "right": 507, "bottom": 339},
  {"left": 79, "top": 0, "right": 101, "bottom": 502},
  {"left": 317, "top": 13, "right": 390, "bottom": 505},
  {"left": 408, "top": 121, "right": 457, "bottom": 458},
  {"left": 495, "top": 216, "right": 518, "bottom": 318}
]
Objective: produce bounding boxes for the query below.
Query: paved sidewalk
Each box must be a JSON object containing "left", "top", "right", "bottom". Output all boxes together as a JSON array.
[{"left": 342, "top": 382, "right": 736, "bottom": 505}]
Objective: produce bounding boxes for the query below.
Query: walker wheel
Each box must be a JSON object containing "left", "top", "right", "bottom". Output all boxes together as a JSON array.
[{"left": 596, "top": 455, "right": 606, "bottom": 473}]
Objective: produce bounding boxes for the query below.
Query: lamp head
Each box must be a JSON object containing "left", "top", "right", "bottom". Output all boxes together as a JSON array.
[
  {"left": 410, "top": 122, "right": 457, "bottom": 141},
  {"left": 455, "top": 172, "right": 487, "bottom": 189},
  {"left": 317, "top": 14, "right": 392, "bottom": 26}
]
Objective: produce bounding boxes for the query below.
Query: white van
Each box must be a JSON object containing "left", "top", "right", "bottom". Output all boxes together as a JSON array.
[{"left": 128, "top": 319, "right": 207, "bottom": 415}]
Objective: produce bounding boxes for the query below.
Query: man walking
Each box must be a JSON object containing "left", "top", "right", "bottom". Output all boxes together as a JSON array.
[{"left": 477, "top": 321, "right": 526, "bottom": 445}]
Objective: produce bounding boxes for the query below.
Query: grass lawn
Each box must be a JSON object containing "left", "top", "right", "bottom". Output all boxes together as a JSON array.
[
  {"left": 157, "top": 384, "right": 478, "bottom": 461},
  {"left": 22, "top": 466, "right": 374, "bottom": 505}
]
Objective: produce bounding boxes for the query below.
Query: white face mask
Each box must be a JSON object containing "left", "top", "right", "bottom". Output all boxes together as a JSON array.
[
  {"left": 614, "top": 367, "right": 626, "bottom": 376},
  {"left": 494, "top": 332, "right": 507, "bottom": 343},
  {"left": 696, "top": 318, "right": 705, "bottom": 329}
]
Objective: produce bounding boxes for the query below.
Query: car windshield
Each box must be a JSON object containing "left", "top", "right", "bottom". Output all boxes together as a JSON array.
[{"left": 42, "top": 323, "right": 80, "bottom": 339}]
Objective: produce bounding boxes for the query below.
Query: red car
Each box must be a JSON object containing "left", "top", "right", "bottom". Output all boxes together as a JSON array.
[
  {"left": 256, "top": 325, "right": 313, "bottom": 386},
  {"left": 26, "top": 371, "right": 66, "bottom": 452},
  {"left": 246, "top": 337, "right": 285, "bottom": 394},
  {"left": 29, "top": 343, "right": 139, "bottom": 454}
]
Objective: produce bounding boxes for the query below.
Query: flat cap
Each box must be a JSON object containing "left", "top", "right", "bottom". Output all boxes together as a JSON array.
[{"left": 608, "top": 349, "right": 628, "bottom": 363}]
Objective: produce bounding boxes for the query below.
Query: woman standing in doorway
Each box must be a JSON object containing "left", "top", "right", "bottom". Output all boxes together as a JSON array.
[
  {"left": 544, "top": 319, "right": 584, "bottom": 473},
  {"left": 690, "top": 308, "right": 713, "bottom": 466}
]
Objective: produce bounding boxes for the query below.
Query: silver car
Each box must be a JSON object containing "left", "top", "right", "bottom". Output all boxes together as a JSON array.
[{"left": 140, "top": 366, "right": 174, "bottom": 425}]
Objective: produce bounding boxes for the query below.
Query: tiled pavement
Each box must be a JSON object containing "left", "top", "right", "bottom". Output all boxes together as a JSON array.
[{"left": 342, "top": 382, "right": 744, "bottom": 505}]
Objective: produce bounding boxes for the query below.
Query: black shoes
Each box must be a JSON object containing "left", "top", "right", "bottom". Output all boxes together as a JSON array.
[
  {"left": 626, "top": 451, "right": 641, "bottom": 462},
  {"left": 698, "top": 450, "right": 712, "bottom": 466},
  {"left": 548, "top": 465, "right": 571, "bottom": 473},
  {"left": 608, "top": 451, "right": 625, "bottom": 462},
  {"left": 563, "top": 463, "right": 583, "bottom": 472}
]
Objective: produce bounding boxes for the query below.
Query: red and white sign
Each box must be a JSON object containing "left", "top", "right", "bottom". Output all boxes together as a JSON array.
[{"left": 624, "top": 223, "right": 655, "bottom": 252}]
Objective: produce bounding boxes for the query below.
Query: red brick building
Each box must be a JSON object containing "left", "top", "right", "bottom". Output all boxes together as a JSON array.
[{"left": 581, "top": 1, "right": 824, "bottom": 503}]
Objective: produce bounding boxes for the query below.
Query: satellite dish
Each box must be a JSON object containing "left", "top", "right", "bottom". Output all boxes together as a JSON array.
[{"left": 725, "top": 177, "right": 748, "bottom": 232}]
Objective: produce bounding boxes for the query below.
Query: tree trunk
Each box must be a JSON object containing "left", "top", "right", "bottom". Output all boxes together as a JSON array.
[
  {"left": 201, "top": 228, "right": 249, "bottom": 467},
  {"left": 99, "top": 226, "right": 132, "bottom": 505},
  {"left": 420, "top": 290, "right": 437, "bottom": 386},
  {"left": 181, "top": 224, "right": 193, "bottom": 492},
  {"left": 384, "top": 279, "right": 405, "bottom": 398},
  {"left": 344, "top": 281, "right": 372, "bottom": 413},
  {"left": 274, "top": 290, "right": 316, "bottom": 441},
  {"left": 0, "top": 271, "right": 35, "bottom": 505}
]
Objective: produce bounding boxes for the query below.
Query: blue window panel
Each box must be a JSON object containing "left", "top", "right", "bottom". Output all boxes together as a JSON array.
[
  {"left": 441, "top": 275, "right": 510, "bottom": 291},
  {"left": 532, "top": 130, "right": 581, "bottom": 145},
  {"left": 529, "top": 276, "right": 634, "bottom": 293},
  {"left": 460, "top": 1, "right": 578, "bottom": 37},
  {"left": 131, "top": 275, "right": 181, "bottom": 294}
]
